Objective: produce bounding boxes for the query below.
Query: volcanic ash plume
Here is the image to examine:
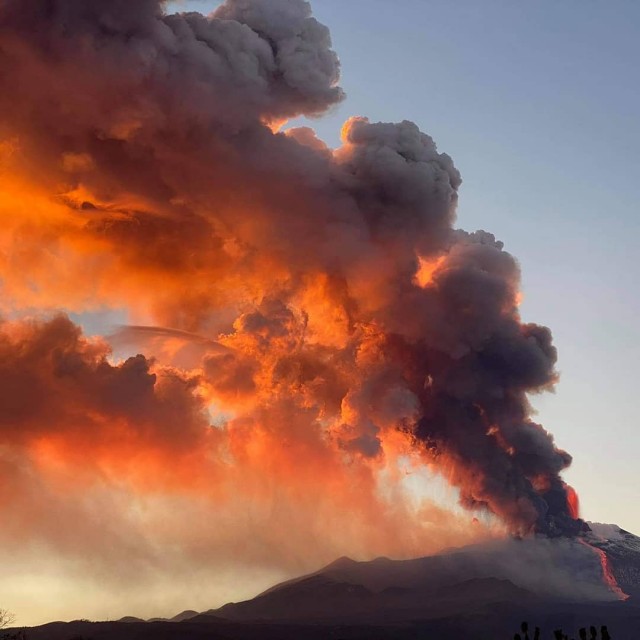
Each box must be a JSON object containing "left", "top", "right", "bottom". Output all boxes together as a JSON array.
[{"left": 0, "top": 0, "right": 586, "bottom": 605}]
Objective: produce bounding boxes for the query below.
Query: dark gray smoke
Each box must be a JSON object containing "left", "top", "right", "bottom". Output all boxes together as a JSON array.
[{"left": 0, "top": 0, "right": 583, "bottom": 537}]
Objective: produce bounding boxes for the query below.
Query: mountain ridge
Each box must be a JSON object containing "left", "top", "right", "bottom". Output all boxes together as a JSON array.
[
  {"left": 12, "top": 523, "right": 640, "bottom": 640},
  {"left": 194, "top": 523, "right": 640, "bottom": 624}
]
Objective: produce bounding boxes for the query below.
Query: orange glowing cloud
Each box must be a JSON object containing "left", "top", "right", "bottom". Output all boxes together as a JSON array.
[
  {"left": 0, "top": 313, "right": 492, "bottom": 545},
  {"left": 0, "top": 6, "right": 583, "bottom": 624},
  {"left": 415, "top": 255, "right": 447, "bottom": 287}
]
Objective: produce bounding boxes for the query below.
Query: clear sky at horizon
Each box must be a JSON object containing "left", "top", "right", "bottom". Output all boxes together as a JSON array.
[{"left": 171, "top": 0, "right": 640, "bottom": 532}]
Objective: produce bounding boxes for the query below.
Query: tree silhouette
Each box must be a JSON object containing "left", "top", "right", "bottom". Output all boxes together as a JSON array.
[
  {"left": 516, "top": 623, "right": 612, "bottom": 640},
  {"left": 0, "top": 611, "right": 24, "bottom": 640},
  {"left": 0, "top": 611, "right": 15, "bottom": 630}
]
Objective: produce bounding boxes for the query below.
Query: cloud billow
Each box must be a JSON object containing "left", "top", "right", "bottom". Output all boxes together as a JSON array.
[{"left": 0, "top": 1, "right": 584, "bottom": 614}]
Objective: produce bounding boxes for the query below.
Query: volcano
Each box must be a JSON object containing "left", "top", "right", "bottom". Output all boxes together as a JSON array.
[
  {"left": 17, "top": 524, "right": 640, "bottom": 640},
  {"left": 196, "top": 524, "right": 640, "bottom": 624}
]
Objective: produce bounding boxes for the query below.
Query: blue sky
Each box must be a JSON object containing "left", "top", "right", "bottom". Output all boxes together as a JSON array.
[{"left": 168, "top": 0, "right": 640, "bottom": 532}]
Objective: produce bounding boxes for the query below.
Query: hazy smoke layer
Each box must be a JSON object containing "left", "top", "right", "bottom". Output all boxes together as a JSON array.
[{"left": 0, "top": 0, "right": 582, "bottom": 616}]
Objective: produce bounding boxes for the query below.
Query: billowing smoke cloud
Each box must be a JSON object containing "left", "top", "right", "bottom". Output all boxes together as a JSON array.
[
  {"left": 0, "top": 0, "right": 584, "bottom": 619},
  {"left": 0, "top": 313, "right": 484, "bottom": 622}
]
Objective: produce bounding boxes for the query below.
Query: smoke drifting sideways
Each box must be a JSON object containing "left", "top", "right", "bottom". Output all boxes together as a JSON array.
[{"left": 0, "top": 0, "right": 585, "bottom": 598}]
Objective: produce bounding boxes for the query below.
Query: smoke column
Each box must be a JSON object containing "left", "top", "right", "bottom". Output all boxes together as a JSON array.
[{"left": 0, "top": 0, "right": 586, "bottom": 609}]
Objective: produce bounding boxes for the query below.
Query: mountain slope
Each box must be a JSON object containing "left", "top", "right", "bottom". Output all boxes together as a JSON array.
[
  {"left": 587, "top": 523, "right": 640, "bottom": 599},
  {"left": 208, "top": 524, "right": 640, "bottom": 625},
  {"left": 18, "top": 524, "right": 640, "bottom": 640}
]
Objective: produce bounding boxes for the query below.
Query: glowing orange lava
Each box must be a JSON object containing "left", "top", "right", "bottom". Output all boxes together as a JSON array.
[
  {"left": 565, "top": 484, "right": 580, "bottom": 519},
  {"left": 579, "top": 538, "right": 629, "bottom": 600}
]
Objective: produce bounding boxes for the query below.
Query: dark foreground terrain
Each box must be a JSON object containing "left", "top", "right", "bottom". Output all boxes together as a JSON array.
[{"left": 10, "top": 601, "right": 640, "bottom": 640}]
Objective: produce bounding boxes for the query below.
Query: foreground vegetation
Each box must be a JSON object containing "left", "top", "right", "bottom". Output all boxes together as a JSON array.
[{"left": 513, "top": 621, "right": 612, "bottom": 640}]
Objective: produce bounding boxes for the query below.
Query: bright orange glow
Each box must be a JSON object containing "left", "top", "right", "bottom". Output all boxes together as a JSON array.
[
  {"left": 265, "top": 117, "right": 288, "bottom": 133},
  {"left": 565, "top": 484, "right": 580, "bottom": 519},
  {"left": 339, "top": 115, "right": 367, "bottom": 143},
  {"left": 415, "top": 255, "right": 446, "bottom": 287}
]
